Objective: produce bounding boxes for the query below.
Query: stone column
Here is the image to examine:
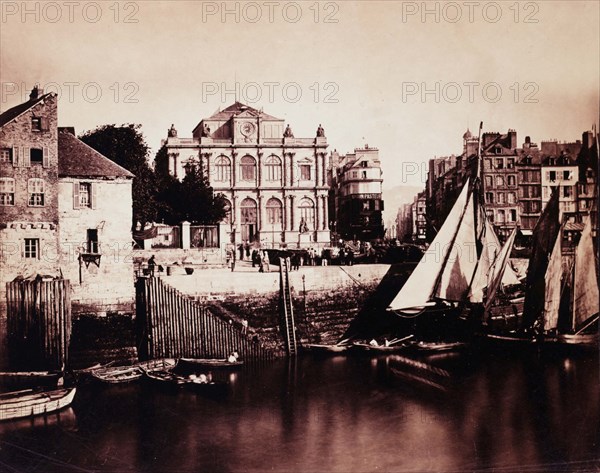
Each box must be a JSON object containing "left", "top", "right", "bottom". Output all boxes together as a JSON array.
[
  {"left": 171, "top": 153, "right": 179, "bottom": 179},
  {"left": 314, "top": 193, "right": 320, "bottom": 233},
  {"left": 315, "top": 153, "right": 321, "bottom": 188},
  {"left": 257, "top": 151, "right": 263, "bottom": 188},
  {"left": 258, "top": 194, "right": 265, "bottom": 232},
  {"left": 290, "top": 195, "right": 296, "bottom": 231},
  {"left": 231, "top": 151, "right": 237, "bottom": 187},
  {"left": 181, "top": 221, "right": 191, "bottom": 249},
  {"left": 322, "top": 195, "right": 328, "bottom": 230},
  {"left": 287, "top": 152, "right": 296, "bottom": 187},
  {"left": 233, "top": 195, "right": 240, "bottom": 241},
  {"left": 322, "top": 153, "right": 327, "bottom": 186}
]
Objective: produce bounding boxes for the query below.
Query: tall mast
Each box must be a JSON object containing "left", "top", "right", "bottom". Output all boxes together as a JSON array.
[{"left": 477, "top": 121, "right": 483, "bottom": 181}]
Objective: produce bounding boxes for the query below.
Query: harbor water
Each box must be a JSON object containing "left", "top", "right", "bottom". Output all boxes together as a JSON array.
[{"left": 1, "top": 349, "right": 598, "bottom": 472}]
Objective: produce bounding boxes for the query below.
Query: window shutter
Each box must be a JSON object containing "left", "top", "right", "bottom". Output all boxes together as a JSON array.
[
  {"left": 23, "top": 147, "right": 31, "bottom": 167},
  {"left": 91, "top": 183, "right": 97, "bottom": 209},
  {"left": 40, "top": 117, "right": 49, "bottom": 132},
  {"left": 12, "top": 146, "right": 19, "bottom": 167},
  {"left": 73, "top": 182, "right": 80, "bottom": 209},
  {"left": 42, "top": 147, "right": 49, "bottom": 168}
]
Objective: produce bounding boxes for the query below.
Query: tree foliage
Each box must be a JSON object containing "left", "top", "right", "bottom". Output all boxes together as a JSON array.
[
  {"left": 154, "top": 146, "right": 227, "bottom": 225},
  {"left": 79, "top": 124, "right": 157, "bottom": 229}
]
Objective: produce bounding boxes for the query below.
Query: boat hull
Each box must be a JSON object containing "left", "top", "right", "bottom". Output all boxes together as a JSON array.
[{"left": 0, "top": 387, "right": 76, "bottom": 422}]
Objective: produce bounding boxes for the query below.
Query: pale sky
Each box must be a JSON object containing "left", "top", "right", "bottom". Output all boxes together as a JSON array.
[{"left": 1, "top": 1, "right": 598, "bottom": 223}]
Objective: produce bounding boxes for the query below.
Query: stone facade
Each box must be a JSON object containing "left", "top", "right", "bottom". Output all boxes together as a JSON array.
[
  {"left": 0, "top": 90, "right": 60, "bottom": 306},
  {"left": 329, "top": 145, "right": 385, "bottom": 241},
  {"left": 58, "top": 173, "right": 134, "bottom": 314},
  {"left": 0, "top": 89, "right": 135, "bottom": 316},
  {"left": 161, "top": 102, "right": 331, "bottom": 249}
]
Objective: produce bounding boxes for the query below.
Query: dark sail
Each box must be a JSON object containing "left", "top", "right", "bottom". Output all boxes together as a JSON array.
[{"left": 521, "top": 188, "right": 561, "bottom": 329}]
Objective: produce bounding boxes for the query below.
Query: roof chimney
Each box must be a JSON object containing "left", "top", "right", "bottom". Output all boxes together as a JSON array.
[{"left": 29, "top": 85, "right": 43, "bottom": 100}]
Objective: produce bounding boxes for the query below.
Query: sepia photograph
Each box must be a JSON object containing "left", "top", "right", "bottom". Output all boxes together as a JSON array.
[{"left": 0, "top": 1, "right": 599, "bottom": 471}]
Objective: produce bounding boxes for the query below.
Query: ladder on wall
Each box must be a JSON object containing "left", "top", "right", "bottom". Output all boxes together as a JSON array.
[{"left": 279, "top": 257, "right": 297, "bottom": 356}]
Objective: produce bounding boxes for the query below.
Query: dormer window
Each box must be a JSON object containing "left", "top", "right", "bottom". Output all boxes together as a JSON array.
[{"left": 495, "top": 147, "right": 502, "bottom": 155}]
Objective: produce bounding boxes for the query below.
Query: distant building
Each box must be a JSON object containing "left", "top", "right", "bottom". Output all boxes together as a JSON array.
[
  {"left": 516, "top": 136, "right": 542, "bottom": 235},
  {"left": 396, "top": 202, "right": 413, "bottom": 242},
  {"left": 540, "top": 139, "right": 582, "bottom": 219},
  {"left": 425, "top": 127, "right": 597, "bottom": 247},
  {"left": 329, "top": 144, "right": 384, "bottom": 241},
  {"left": 0, "top": 87, "right": 135, "bottom": 315},
  {"left": 480, "top": 129, "right": 520, "bottom": 241},
  {"left": 161, "top": 102, "right": 330, "bottom": 248}
]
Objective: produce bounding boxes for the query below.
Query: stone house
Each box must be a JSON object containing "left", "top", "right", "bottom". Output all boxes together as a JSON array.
[
  {"left": 0, "top": 87, "right": 60, "bottom": 308},
  {"left": 57, "top": 129, "right": 135, "bottom": 315},
  {"left": 0, "top": 88, "right": 134, "bottom": 316}
]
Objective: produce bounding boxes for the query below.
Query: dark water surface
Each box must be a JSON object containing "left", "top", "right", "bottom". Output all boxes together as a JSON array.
[{"left": 1, "top": 349, "right": 599, "bottom": 473}]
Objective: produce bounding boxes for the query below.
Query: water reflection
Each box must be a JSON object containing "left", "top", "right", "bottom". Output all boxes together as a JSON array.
[{"left": 0, "top": 351, "right": 598, "bottom": 472}]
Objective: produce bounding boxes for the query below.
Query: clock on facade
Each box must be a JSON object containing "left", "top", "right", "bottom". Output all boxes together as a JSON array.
[{"left": 240, "top": 121, "right": 256, "bottom": 137}]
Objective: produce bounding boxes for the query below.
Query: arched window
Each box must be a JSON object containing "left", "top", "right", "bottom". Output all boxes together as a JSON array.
[
  {"left": 240, "top": 198, "right": 257, "bottom": 224},
  {"left": 221, "top": 198, "right": 232, "bottom": 224},
  {"left": 266, "top": 197, "right": 283, "bottom": 225},
  {"left": 265, "top": 155, "right": 282, "bottom": 182},
  {"left": 241, "top": 156, "right": 256, "bottom": 181},
  {"left": 298, "top": 197, "right": 315, "bottom": 231},
  {"left": 215, "top": 156, "right": 231, "bottom": 182}
]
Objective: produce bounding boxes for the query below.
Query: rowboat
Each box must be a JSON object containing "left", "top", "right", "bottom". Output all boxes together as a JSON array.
[
  {"left": 186, "top": 375, "right": 229, "bottom": 397},
  {"left": 0, "top": 371, "right": 62, "bottom": 388},
  {"left": 143, "top": 368, "right": 190, "bottom": 388},
  {"left": 175, "top": 358, "right": 242, "bottom": 372},
  {"left": 91, "top": 365, "right": 143, "bottom": 384},
  {"left": 137, "top": 358, "right": 177, "bottom": 370},
  {"left": 304, "top": 344, "right": 350, "bottom": 354},
  {"left": 412, "top": 341, "right": 467, "bottom": 353},
  {"left": 0, "top": 387, "right": 76, "bottom": 421}
]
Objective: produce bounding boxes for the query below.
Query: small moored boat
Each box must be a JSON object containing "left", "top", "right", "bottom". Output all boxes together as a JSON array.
[
  {"left": 0, "top": 371, "right": 62, "bottom": 388},
  {"left": 91, "top": 365, "right": 143, "bottom": 384},
  {"left": 175, "top": 357, "right": 242, "bottom": 372},
  {"left": 0, "top": 387, "right": 76, "bottom": 421},
  {"left": 304, "top": 344, "right": 350, "bottom": 354}
]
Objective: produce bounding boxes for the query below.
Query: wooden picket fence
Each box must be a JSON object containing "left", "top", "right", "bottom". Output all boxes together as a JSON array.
[
  {"left": 5, "top": 278, "right": 72, "bottom": 371},
  {"left": 136, "top": 277, "right": 273, "bottom": 361}
]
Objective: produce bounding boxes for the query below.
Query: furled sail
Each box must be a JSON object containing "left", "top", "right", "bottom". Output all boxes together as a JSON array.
[
  {"left": 468, "top": 214, "right": 496, "bottom": 303},
  {"left": 388, "top": 179, "right": 471, "bottom": 311},
  {"left": 484, "top": 228, "right": 518, "bottom": 314},
  {"left": 522, "top": 188, "right": 561, "bottom": 328},
  {"left": 572, "top": 215, "right": 599, "bottom": 330},
  {"left": 542, "top": 228, "right": 563, "bottom": 332}
]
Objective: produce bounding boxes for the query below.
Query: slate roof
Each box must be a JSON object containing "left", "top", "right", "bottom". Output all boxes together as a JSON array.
[
  {"left": 58, "top": 130, "right": 134, "bottom": 178},
  {"left": 0, "top": 94, "right": 50, "bottom": 128}
]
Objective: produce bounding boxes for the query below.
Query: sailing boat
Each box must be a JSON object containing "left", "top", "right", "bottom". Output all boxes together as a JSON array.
[
  {"left": 387, "top": 124, "right": 521, "bottom": 345},
  {"left": 544, "top": 214, "right": 599, "bottom": 348}
]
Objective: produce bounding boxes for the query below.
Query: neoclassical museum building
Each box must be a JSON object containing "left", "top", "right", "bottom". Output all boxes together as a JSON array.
[{"left": 161, "top": 102, "right": 331, "bottom": 248}]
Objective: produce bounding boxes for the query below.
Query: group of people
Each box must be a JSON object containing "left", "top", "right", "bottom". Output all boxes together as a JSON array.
[{"left": 252, "top": 249, "right": 271, "bottom": 273}]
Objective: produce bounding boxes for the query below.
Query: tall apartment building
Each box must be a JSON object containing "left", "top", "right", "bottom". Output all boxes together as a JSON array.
[{"left": 329, "top": 145, "right": 384, "bottom": 241}]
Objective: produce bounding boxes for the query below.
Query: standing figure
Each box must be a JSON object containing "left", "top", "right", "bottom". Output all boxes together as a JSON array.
[
  {"left": 147, "top": 255, "right": 156, "bottom": 277},
  {"left": 244, "top": 241, "right": 251, "bottom": 258}
]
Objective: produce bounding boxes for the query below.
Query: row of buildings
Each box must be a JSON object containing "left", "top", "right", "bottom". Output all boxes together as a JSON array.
[
  {"left": 0, "top": 87, "right": 135, "bottom": 314},
  {"left": 0, "top": 89, "right": 385, "bottom": 312},
  {"left": 397, "top": 128, "right": 598, "bottom": 246},
  {"left": 160, "top": 102, "right": 385, "bottom": 248}
]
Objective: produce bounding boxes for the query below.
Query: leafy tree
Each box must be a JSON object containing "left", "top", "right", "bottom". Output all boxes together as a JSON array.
[
  {"left": 153, "top": 146, "right": 227, "bottom": 225},
  {"left": 79, "top": 124, "right": 157, "bottom": 230}
]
